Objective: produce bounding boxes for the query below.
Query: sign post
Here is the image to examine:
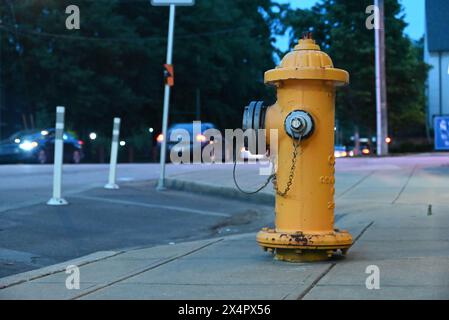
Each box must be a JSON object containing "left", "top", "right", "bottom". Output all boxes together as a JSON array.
[{"left": 151, "top": 0, "right": 195, "bottom": 191}]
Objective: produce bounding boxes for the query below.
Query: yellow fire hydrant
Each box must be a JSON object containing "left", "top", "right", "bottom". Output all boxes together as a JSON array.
[{"left": 247, "top": 34, "right": 353, "bottom": 262}]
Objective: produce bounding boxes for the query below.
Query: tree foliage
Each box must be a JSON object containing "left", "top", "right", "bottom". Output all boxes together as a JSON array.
[
  {"left": 0, "top": 0, "right": 430, "bottom": 160},
  {"left": 285, "top": 0, "right": 429, "bottom": 140},
  {"left": 0, "top": 0, "right": 282, "bottom": 145}
]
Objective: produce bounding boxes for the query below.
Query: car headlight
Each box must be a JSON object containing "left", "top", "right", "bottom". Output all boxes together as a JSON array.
[{"left": 19, "top": 141, "right": 38, "bottom": 151}]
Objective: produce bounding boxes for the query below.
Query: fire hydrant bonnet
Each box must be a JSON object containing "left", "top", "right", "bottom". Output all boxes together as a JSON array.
[{"left": 264, "top": 38, "right": 349, "bottom": 86}]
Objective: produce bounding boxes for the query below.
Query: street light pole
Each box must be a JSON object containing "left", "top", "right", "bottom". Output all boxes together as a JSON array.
[
  {"left": 375, "top": 0, "right": 389, "bottom": 156},
  {"left": 157, "top": 4, "right": 176, "bottom": 191}
]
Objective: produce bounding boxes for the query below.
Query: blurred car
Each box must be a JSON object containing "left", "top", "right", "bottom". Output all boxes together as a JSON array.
[
  {"left": 0, "top": 129, "right": 84, "bottom": 164},
  {"left": 348, "top": 143, "right": 372, "bottom": 157},
  {"left": 156, "top": 122, "right": 225, "bottom": 163},
  {"left": 334, "top": 145, "right": 348, "bottom": 158}
]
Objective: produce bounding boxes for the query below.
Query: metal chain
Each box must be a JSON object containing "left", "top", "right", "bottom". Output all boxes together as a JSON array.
[
  {"left": 233, "top": 157, "right": 274, "bottom": 195},
  {"left": 272, "top": 138, "right": 301, "bottom": 197},
  {"left": 233, "top": 138, "right": 302, "bottom": 197}
]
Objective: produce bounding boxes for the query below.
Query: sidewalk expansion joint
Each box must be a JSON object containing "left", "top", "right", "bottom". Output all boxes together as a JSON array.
[
  {"left": 337, "top": 170, "right": 376, "bottom": 199},
  {"left": 297, "top": 221, "right": 374, "bottom": 300},
  {"left": 0, "top": 251, "right": 123, "bottom": 290},
  {"left": 70, "top": 238, "right": 223, "bottom": 300},
  {"left": 392, "top": 165, "right": 417, "bottom": 204},
  {"left": 353, "top": 221, "right": 374, "bottom": 243},
  {"left": 296, "top": 263, "right": 336, "bottom": 300}
]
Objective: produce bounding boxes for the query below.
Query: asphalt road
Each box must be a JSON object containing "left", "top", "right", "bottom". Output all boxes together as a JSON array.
[
  {"left": 0, "top": 180, "right": 273, "bottom": 278},
  {"left": 0, "top": 163, "right": 213, "bottom": 213},
  {"left": 0, "top": 163, "right": 277, "bottom": 278}
]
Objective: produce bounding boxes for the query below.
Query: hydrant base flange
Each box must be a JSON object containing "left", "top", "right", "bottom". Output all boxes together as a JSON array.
[
  {"left": 257, "top": 228, "right": 352, "bottom": 262},
  {"left": 275, "top": 249, "right": 333, "bottom": 263}
]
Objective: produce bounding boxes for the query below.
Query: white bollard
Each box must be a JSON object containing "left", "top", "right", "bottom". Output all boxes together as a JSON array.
[
  {"left": 104, "top": 118, "right": 121, "bottom": 189},
  {"left": 47, "top": 106, "right": 68, "bottom": 206}
]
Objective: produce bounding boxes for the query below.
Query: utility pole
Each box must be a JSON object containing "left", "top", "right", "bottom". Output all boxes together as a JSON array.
[{"left": 375, "top": 0, "right": 389, "bottom": 156}]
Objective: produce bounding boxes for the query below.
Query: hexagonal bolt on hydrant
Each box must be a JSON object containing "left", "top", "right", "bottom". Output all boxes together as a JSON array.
[{"left": 241, "top": 33, "right": 353, "bottom": 262}]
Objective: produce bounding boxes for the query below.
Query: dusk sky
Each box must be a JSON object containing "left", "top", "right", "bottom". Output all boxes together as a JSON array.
[{"left": 276, "top": 0, "right": 425, "bottom": 51}]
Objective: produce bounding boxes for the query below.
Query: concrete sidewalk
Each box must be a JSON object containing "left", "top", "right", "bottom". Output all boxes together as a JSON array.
[{"left": 1, "top": 154, "right": 449, "bottom": 299}]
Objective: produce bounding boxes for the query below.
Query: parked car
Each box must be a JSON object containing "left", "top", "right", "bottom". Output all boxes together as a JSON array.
[
  {"left": 0, "top": 129, "right": 84, "bottom": 164},
  {"left": 156, "top": 122, "right": 228, "bottom": 163},
  {"left": 334, "top": 145, "right": 348, "bottom": 158}
]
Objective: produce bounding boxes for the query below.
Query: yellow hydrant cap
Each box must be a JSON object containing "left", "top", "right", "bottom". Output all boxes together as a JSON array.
[
  {"left": 265, "top": 34, "right": 349, "bottom": 86},
  {"left": 294, "top": 38, "right": 321, "bottom": 51}
]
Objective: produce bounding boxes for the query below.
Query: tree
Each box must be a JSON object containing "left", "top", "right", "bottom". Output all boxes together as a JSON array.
[
  {"left": 284, "top": 0, "right": 429, "bottom": 142},
  {"left": 0, "top": 0, "right": 284, "bottom": 161}
]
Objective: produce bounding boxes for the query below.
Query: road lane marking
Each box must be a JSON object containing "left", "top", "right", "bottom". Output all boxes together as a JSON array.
[{"left": 72, "top": 195, "right": 231, "bottom": 217}]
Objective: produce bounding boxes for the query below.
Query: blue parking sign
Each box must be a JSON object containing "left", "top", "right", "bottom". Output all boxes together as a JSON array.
[{"left": 435, "top": 117, "right": 449, "bottom": 151}]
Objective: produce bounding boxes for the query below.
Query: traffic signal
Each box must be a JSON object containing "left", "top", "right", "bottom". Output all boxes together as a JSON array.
[{"left": 164, "top": 64, "right": 174, "bottom": 87}]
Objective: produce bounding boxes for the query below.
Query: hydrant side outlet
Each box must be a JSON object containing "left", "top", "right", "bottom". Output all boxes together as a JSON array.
[{"left": 256, "top": 36, "right": 353, "bottom": 263}]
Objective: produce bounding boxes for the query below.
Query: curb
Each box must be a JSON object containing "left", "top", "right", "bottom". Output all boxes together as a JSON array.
[
  {"left": 0, "top": 251, "right": 121, "bottom": 289},
  {"left": 165, "top": 178, "right": 275, "bottom": 205}
]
